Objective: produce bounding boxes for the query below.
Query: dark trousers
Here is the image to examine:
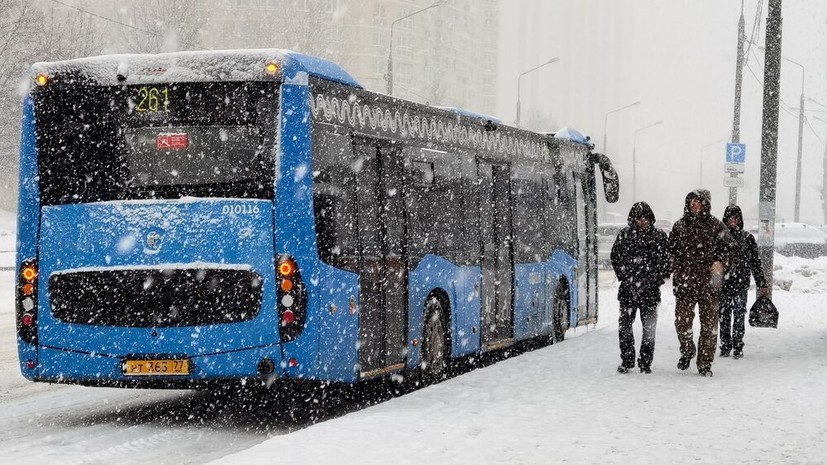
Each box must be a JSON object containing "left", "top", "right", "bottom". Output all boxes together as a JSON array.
[
  {"left": 719, "top": 290, "right": 748, "bottom": 352},
  {"left": 618, "top": 305, "right": 658, "bottom": 369}
]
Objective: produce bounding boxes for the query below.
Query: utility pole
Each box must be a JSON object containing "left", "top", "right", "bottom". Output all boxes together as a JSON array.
[
  {"left": 758, "top": 0, "right": 783, "bottom": 298},
  {"left": 729, "top": 1, "right": 746, "bottom": 205},
  {"left": 794, "top": 86, "right": 805, "bottom": 222},
  {"left": 823, "top": 15, "right": 827, "bottom": 225}
]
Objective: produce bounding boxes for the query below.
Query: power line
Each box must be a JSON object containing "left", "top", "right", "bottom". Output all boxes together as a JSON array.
[
  {"left": 49, "top": 0, "right": 161, "bottom": 37},
  {"left": 804, "top": 118, "right": 825, "bottom": 147},
  {"left": 743, "top": 0, "right": 764, "bottom": 60}
]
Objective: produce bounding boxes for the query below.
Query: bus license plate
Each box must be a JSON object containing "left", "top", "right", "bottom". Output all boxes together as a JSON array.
[{"left": 123, "top": 359, "right": 190, "bottom": 376}]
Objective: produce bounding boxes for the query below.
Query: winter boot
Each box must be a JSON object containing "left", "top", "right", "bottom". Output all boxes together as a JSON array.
[
  {"left": 617, "top": 365, "right": 630, "bottom": 374},
  {"left": 733, "top": 349, "right": 743, "bottom": 360},
  {"left": 698, "top": 368, "right": 714, "bottom": 377},
  {"left": 720, "top": 348, "right": 731, "bottom": 357},
  {"left": 677, "top": 355, "right": 691, "bottom": 371},
  {"left": 640, "top": 366, "right": 652, "bottom": 374}
]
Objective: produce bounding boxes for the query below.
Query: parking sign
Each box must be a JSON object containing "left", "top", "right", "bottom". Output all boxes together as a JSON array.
[{"left": 726, "top": 143, "right": 746, "bottom": 163}]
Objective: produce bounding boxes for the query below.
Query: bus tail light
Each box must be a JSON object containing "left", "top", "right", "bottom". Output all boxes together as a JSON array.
[
  {"left": 17, "top": 260, "right": 39, "bottom": 344},
  {"left": 277, "top": 255, "right": 307, "bottom": 342}
]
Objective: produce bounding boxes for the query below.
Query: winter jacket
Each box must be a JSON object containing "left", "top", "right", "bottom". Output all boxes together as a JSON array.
[
  {"left": 669, "top": 190, "right": 736, "bottom": 300},
  {"left": 721, "top": 205, "right": 767, "bottom": 294},
  {"left": 610, "top": 202, "right": 671, "bottom": 308}
]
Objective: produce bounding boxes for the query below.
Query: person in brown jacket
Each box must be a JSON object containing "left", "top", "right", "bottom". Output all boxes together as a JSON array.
[{"left": 669, "top": 189, "right": 735, "bottom": 377}]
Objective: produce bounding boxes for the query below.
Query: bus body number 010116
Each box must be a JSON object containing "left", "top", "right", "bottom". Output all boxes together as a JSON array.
[{"left": 222, "top": 205, "right": 261, "bottom": 215}]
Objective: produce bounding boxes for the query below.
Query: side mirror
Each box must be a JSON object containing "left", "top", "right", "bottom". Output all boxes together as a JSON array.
[{"left": 589, "top": 152, "right": 619, "bottom": 203}]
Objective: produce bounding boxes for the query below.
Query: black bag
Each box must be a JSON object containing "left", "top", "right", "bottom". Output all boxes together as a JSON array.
[{"left": 749, "top": 296, "right": 778, "bottom": 328}]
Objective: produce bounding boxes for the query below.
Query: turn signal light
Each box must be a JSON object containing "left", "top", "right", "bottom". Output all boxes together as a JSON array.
[
  {"left": 280, "top": 279, "right": 293, "bottom": 292},
  {"left": 35, "top": 73, "right": 49, "bottom": 87},
  {"left": 264, "top": 62, "right": 279, "bottom": 75},
  {"left": 278, "top": 259, "right": 296, "bottom": 277},
  {"left": 22, "top": 283, "right": 34, "bottom": 296},
  {"left": 21, "top": 264, "right": 37, "bottom": 282}
]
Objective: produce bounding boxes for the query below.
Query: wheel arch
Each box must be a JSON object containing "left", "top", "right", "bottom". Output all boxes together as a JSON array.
[{"left": 424, "top": 287, "right": 453, "bottom": 356}]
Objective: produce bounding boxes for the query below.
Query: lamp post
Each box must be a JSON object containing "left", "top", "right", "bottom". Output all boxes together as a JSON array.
[
  {"left": 729, "top": 1, "right": 746, "bottom": 206},
  {"left": 699, "top": 138, "right": 726, "bottom": 186},
  {"left": 603, "top": 101, "right": 640, "bottom": 152},
  {"left": 785, "top": 57, "right": 806, "bottom": 222},
  {"left": 631, "top": 120, "right": 663, "bottom": 201},
  {"left": 515, "top": 57, "right": 560, "bottom": 128},
  {"left": 385, "top": 1, "right": 446, "bottom": 96},
  {"left": 808, "top": 97, "right": 827, "bottom": 224},
  {"left": 759, "top": 46, "right": 806, "bottom": 222}
]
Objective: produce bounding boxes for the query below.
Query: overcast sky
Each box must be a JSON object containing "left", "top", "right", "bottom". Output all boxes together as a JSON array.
[{"left": 497, "top": 0, "right": 827, "bottom": 226}]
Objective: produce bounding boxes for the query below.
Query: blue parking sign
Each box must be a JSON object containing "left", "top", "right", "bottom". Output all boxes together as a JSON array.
[{"left": 726, "top": 143, "right": 746, "bottom": 163}]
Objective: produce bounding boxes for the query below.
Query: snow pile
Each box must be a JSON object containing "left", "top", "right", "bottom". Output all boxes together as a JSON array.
[{"left": 773, "top": 253, "right": 827, "bottom": 294}]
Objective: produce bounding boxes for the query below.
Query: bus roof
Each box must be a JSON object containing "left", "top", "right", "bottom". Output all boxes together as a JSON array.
[
  {"left": 30, "top": 49, "right": 363, "bottom": 89},
  {"left": 432, "top": 106, "right": 503, "bottom": 124}
]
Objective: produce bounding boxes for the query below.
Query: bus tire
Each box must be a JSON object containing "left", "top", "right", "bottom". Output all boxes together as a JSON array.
[
  {"left": 421, "top": 295, "right": 449, "bottom": 383},
  {"left": 553, "top": 282, "right": 569, "bottom": 343}
]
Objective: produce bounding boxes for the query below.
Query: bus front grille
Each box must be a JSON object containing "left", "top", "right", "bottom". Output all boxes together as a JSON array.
[{"left": 48, "top": 268, "right": 264, "bottom": 327}]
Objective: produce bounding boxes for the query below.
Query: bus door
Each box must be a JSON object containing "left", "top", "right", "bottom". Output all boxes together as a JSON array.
[
  {"left": 573, "top": 173, "right": 596, "bottom": 325},
  {"left": 352, "top": 139, "right": 407, "bottom": 378},
  {"left": 478, "top": 160, "right": 514, "bottom": 349}
]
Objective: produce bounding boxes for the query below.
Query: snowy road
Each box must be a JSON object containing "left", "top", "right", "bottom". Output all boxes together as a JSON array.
[
  {"left": 0, "top": 273, "right": 275, "bottom": 465},
  {"left": 0, "top": 268, "right": 470, "bottom": 465},
  {"left": 2, "top": 259, "right": 827, "bottom": 464}
]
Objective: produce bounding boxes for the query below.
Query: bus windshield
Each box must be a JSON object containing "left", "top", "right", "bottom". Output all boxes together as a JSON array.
[{"left": 34, "top": 81, "right": 279, "bottom": 205}]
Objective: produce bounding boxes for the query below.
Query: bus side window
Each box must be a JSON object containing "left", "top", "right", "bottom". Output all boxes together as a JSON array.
[
  {"left": 411, "top": 161, "right": 434, "bottom": 186},
  {"left": 312, "top": 126, "right": 358, "bottom": 271},
  {"left": 512, "top": 163, "right": 548, "bottom": 263}
]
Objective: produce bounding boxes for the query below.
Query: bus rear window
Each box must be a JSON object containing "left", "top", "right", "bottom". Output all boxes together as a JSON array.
[
  {"left": 34, "top": 81, "right": 278, "bottom": 205},
  {"left": 124, "top": 126, "right": 262, "bottom": 186}
]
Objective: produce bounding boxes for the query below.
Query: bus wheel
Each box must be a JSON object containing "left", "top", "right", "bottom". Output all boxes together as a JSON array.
[
  {"left": 553, "top": 287, "right": 569, "bottom": 343},
  {"left": 421, "top": 297, "right": 449, "bottom": 383}
]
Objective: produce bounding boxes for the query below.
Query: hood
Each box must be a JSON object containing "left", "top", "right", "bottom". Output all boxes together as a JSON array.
[
  {"left": 627, "top": 201, "right": 656, "bottom": 229},
  {"left": 684, "top": 189, "right": 711, "bottom": 218},
  {"left": 722, "top": 205, "right": 744, "bottom": 230}
]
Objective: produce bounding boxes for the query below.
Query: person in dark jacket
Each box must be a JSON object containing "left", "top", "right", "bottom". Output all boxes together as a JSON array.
[
  {"left": 669, "top": 189, "right": 736, "bottom": 377},
  {"left": 610, "top": 202, "right": 671, "bottom": 374},
  {"left": 719, "top": 205, "right": 768, "bottom": 359}
]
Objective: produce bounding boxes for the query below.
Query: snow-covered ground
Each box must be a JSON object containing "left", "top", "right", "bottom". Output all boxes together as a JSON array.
[
  {"left": 0, "top": 209, "right": 825, "bottom": 464},
  {"left": 0, "top": 209, "right": 15, "bottom": 269},
  {"left": 208, "top": 256, "right": 827, "bottom": 465}
]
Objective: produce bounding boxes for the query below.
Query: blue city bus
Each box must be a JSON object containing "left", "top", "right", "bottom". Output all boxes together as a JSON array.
[{"left": 15, "top": 49, "right": 618, "bottom": 389}]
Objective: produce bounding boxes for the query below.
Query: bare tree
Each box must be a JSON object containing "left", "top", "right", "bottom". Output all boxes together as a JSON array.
[
  {"left": 0, "top": 0, "right": 102, "bottom": 210},
  {"left": 36, "top": 2, "right": 100, "bottom": 59},
  {"left": 118, "top": 0, "right": 204, "bottom": 53}
]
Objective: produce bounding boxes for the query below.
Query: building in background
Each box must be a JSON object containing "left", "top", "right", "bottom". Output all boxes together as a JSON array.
[{"left": 197, "top": 0, "right": 500, "bottom": 116}]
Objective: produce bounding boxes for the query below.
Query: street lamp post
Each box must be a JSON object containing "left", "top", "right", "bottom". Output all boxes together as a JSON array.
[
  {"left": 808, "top": 97, "right": 827, "bottom": 223},
  {"left": 385, "top": 1, "right": 446, "bottom": 96},
  {"left": 603, "top": 101, "right": 641, "bottom": 152},
  {"left": 632, "top": 120, "right": 663, "bottom": 201},
  {"left": 515, "top": 57, "right": 560, "bottom": 128},
  {"left": 779, "top": 56, "right": 806, "bottom": 222},
  {"left": 699, "top": 138, "right": 726, "bottom": 186}
]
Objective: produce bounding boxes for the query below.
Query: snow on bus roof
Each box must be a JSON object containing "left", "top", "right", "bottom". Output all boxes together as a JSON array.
[
  {"left": 30, "top": 49, "right": 362, "bottom": 88},
  {"left": 432, "top": 106, "right": 503, "bottom": 124},
  {"left": 553, "top": 127, "right": 592, "bottom": 145}
]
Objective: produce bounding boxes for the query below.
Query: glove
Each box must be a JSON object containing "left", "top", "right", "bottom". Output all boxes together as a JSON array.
[{"left": 710, "top": 261, "right": 724, "bottom": 290}]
